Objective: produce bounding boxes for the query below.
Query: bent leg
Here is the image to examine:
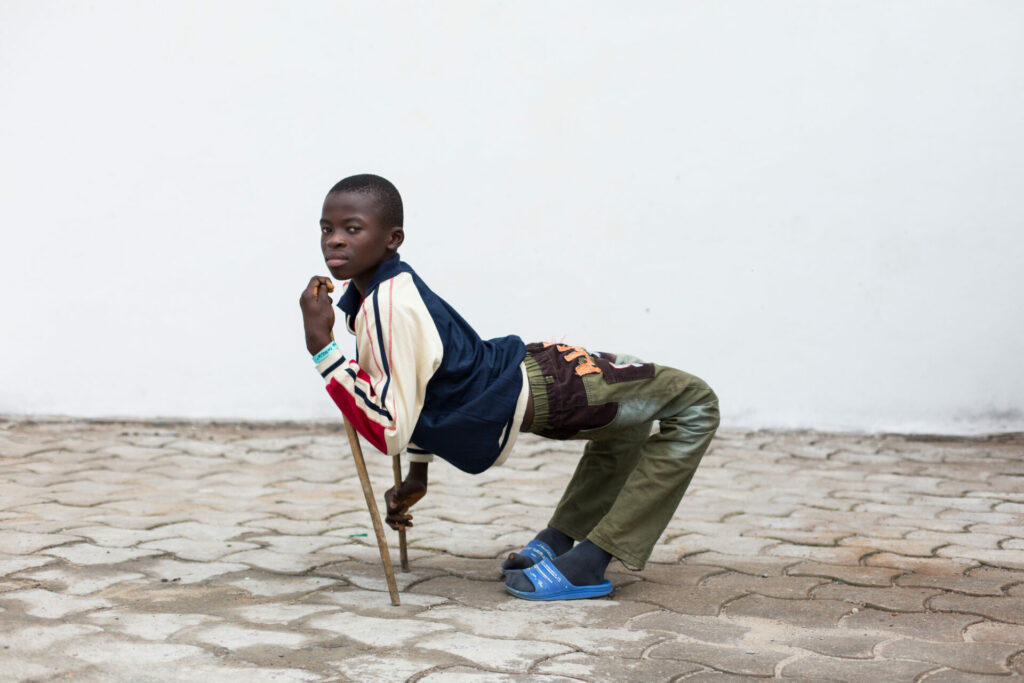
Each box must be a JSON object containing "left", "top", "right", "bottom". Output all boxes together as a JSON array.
[
  {"left": 547, "top": 420, "right": 650, "bottom": 542},
  {"left": 586, "top": 370, "right": 719, "bottom": 569},
  {"left": 508, "top": 344, "right": 718, "bottom": 597}
]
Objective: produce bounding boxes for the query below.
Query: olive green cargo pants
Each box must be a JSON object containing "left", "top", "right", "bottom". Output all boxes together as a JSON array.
[{"left": 523, "top": 342, "right": 719, "bottom": 570}]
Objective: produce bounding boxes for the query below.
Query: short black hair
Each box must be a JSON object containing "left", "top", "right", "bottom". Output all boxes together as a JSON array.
[{"left": 328, "top": 174, "right": 404, "bottom": 228}]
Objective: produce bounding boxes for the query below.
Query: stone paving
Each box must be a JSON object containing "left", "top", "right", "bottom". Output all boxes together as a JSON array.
[{"left": 0, "top": 419, "right": 1022, "bottom": 682}]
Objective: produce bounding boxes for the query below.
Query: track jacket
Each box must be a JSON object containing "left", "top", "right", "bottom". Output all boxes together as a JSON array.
[{"left": 313, "top": 254, "right": 529, "bottom": 474}]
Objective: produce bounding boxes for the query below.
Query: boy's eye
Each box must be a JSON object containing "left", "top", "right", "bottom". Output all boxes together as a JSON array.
[
  {"left": 346, "top": 226, "right": 360, "bottom": 234},
  {"left": 321, "top": 225, "right": 331, "bottom": 233}
]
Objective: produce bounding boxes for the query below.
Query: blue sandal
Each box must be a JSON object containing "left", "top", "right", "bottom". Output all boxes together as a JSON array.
[
  {"left": 505, "top": 558, "right": 613, "bottom": 601},
  {"left": 502, "top": 539, "right": 556, "bottom": 574}
]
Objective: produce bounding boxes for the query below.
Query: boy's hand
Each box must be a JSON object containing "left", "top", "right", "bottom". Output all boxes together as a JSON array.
[
  {"left": 300, "top": 276, "right": 335, "bottom": 355},
  {"left": 384, "top": 478, "right": 427, "bottom": 530}
]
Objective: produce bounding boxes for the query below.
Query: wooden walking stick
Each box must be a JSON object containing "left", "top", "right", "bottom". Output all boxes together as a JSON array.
[
  {"left": 392, "top": 454, "right": 410, "bottom": 571},
  {"left": 312, "top": 281, "right": 399, "bottom": 604},
  {"left": 341, "top": 418, "right": 401, "bottom": 606}
]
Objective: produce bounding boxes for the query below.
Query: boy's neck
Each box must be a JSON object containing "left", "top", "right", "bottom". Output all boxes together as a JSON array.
[{"left": 352, "top": 253, "right": 398, "bottom": 295}]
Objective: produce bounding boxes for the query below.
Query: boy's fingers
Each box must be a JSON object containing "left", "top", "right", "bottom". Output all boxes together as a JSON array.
[
  {"left": 386, "top": 515, "right": 413, "bottom": 530},
  {"left": 315, "top": 277, "right": 335, "bottom": 301},
  {"left": 305, "top": 276, "right": 334, "bottom": 301}
]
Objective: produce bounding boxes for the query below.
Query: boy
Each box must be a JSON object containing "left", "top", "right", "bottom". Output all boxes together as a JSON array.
[{"left": 299, "top": 174, "right": 719, "bottom": 601}]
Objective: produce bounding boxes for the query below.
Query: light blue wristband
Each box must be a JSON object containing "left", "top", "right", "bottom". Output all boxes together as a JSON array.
[{"left": 312, "top": 340, "right": 338, "bottom": 364}]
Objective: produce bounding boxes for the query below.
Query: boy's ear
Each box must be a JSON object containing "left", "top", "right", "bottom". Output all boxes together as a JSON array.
[{"left": 387, "top": 227, "right": 405, "bottom": 251}]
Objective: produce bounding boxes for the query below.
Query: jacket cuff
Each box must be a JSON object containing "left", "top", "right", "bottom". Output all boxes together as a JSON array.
[
  {"left": 314, "top": 344, "right": 347, "bottom": 381},
  {"left": 407, "top": 446, "right": 434, "bottom": 463}
]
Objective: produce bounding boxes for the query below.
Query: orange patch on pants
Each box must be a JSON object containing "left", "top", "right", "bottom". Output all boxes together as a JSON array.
[{"left": 543, "top": 342, "right": 603, "bottom": 377}]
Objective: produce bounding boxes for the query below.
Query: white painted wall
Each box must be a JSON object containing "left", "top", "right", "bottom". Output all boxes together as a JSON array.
[{"left": 2, "top": 1, "right": 1022, "bottom": 433}]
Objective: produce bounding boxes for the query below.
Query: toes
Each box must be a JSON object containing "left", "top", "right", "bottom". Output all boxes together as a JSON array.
[{"left": 500, "top": 553, "right": 534, "bottom": 571}]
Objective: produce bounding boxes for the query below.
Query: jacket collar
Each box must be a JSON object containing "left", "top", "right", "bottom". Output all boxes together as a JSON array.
[{"left": 336, "top": 253, "right": 403, "bottom": 318}]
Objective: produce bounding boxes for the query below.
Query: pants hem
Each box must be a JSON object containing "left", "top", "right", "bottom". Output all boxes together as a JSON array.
[{"left": 587, "top": 530, "right": 646, "bottom": 571}]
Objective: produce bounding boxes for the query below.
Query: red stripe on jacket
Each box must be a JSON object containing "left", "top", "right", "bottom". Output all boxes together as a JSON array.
[{"left": 326, "top": 377, "right": 388, "bottom": 453}]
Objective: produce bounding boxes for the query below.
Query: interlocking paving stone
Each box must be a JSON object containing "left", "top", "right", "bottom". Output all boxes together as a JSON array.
[
  {"left": 0, "top": 623, "right": 103, "bottom": 651},
  {"left": 964, "top": 621, "right": 1024, "bottom": 643},
  {"left": 139, "top": 537, "right": 261, "bottom": 561},
  {"left": 647, "top": 640, "right": 790, "bottom": 676},
  {"left": 936, "top": 546, "right": 1024, "bottom": 570},
  {"left": 152, "top": 521, "right": 266, "bottom": 541},
  {"left": 418, "top": 668, "right": 577, "bottom": 682},
  {"left": 58, "top": 635, "right": 213, "bottom": 666},
  {"left": 305, "top": 610, "right": 452, "bottom": 647},
  {"left": 139, "top": 558, "right": 249, "bottom": 583},
  {"left": 86, "top": 610, "right": 216, "bottom": 640},
  {"left": 964, "top": 565, "right": 1024, "bottom": 584},
  {"left": 1, "top": 588, "right": 112, "bottom": 618},
  {"left": 190, "top": 623, "right": 317, "bottom": 649},
  {"left": 896, "top": 572, "right": 1014, "bottom": 596},
  {"left": 221, "top": 574, "right": 341, "bottom": 597},
  {"left": 838, "top": 535, "right": 949, "bottom": 557},
  {"left": 327, "top": 654, "right": 435, "bottom": 682},
  {"left": 536, "top": 651, "right": 701, "bottom": 681},
  {"left": 16, "top": 566, "right": 145, "bottom": 595},
  {"left": 765, "top": 543, "right": 870, "bottom": 565},
  {"left": 420, "top": 601, "right": 658, "bottom": 654},
  {"left": 927, "top": 594, "right": 1024, "bottom": 624},
  {"left": 629, "top": 612, "right": 750, "bottom": 645},
  {"left": 0, "top": 530, "right": 83, "bottom": 554},
  {"left": 782, "top": 631, "right": 885, "bottom": 658},
  {"left": 315, "top": 560, "right": 429, "bottom": 592},
  {"left": 42, "top": 542, "right": 163, "bottom": 565},
  {"left": 722, "top": 593, "right": 854, "bottom": 628},
  {"left": 0, "top": 553, "right": 53, "bottom": 576},
  {"left": 612, "top": 577, "right": 749, "bottom": 615},
  {"left": 310, "top": 588, "right": 447, "bottom": 618},
  {"left": 839, "top": 608, "right": 982, "bottom": 642},
  {"left": 881, "top": 516, "right": 969, "bottom": 533},
  {"left": 231, "top": 603, "right": 339, "bottom": 625},
  {"left": 703, "top": 570, "right": 827, "bottom": 599},
  {"left": 810, "top": 583, "right": 942, "bottom": 612},
  {"left": 2, "top": 657, "right": 86, "bottom": 683},
  {"left": 683, "top": 552, "right": 796, "bottom": 577},
  {"left": 906, "top": 530, "right": 1012, "bottom": 549},
  {"left": 62, "top": 524, "right": 176, "bottom": 548},
  {"left": 414, "top": 631, "right": 573, "bottom": 673},
  {"left": 878, "top": 638, "right": 1021, "bottom": 675},
  {"left": 864, "top": 552, "right": 979, "bottom": 575},
  {"left": 920, "top": 669, "right": 1010, "bottom": 683},
  {"left": 221, "top": 548, "right": 327, "bottom": 573},
  {"left": 786, "top": 561, "right": 903, "bottom": 586},
  {"left": 1, "top": 420, "right": 1022, "bottom": 680},
  {"left": 778, "top": 655, "right": 936, "bottom": 682},
  {"left": 101, "top": 444, "right": 177, "bottom": 460}
]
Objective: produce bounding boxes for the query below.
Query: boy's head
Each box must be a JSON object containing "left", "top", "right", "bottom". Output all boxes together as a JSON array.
[{"left": 321, "top": 174, "right": 405, "bottom": 293}]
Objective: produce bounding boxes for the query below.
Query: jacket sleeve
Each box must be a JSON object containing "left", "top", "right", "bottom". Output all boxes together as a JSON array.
[{"left": 314, "top": 273, "right": 444, "bottom": 456}]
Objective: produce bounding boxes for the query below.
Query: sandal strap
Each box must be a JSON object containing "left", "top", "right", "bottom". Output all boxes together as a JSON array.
[
  {"left": 517, "top": 539, "right": 556, "bottom": 564},
  {"left": 522, "top": 559, "right": 573, "bottom": 592}
]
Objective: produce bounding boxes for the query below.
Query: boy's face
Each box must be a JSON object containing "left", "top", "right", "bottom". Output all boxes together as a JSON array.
[{"left": 320, "top": 191, "right": 404, "bottom": 294}]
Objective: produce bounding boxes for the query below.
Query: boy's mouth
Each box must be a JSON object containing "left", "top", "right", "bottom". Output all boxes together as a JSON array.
[{"left": 325, "top": 256, "right": 349, "bottom": 267}]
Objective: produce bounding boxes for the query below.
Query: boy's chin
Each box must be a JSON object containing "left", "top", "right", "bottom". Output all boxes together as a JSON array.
[{"left": 327, "top": 265, "right": 352, "bottom": 281}]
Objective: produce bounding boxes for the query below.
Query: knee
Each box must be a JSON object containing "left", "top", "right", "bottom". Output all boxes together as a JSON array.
[
  {"left": 690, "top": 394, "right": 720, "bottom": 435},
  {"left": 682, "top": 376, "right": 720, "bottom": 434}
]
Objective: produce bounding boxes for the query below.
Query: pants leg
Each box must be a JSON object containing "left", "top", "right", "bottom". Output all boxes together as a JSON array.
[
  {"left": 547, "top": 419, "right": 650, "bottom": 542},
  {"left": 584, "top": 372, "right": 718, "bottom": 569},
  {"left": 525, "top": 344, "right": 719, "bottom": 570}
]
